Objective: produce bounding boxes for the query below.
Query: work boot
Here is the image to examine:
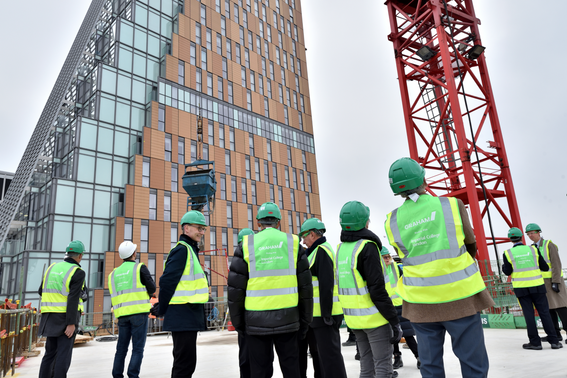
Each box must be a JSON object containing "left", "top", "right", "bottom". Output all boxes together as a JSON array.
[
  {"left": 417, "top": 357, "right": 421, "bottom": 369},
  {"left": 393, "top": 354, "right": 403, "bottom": 369},
  {"left": 392, "top": 372, "right": 398, "bottom": 378},
  {"left": 342, "top": 334, "right": 357, "bottom": 347},
  {"left": 522, "top": 343, "right": 542, "bottom": 350},
  {"left": 551, "top": 342, "right": 563, "bottom": 349},
  {"left": 542, "top": 335, "right": 563, "bottom": 342}
]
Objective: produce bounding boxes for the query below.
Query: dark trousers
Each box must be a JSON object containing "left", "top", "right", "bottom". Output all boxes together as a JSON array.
[
  {"left": 550, "top": 307, "right": 567, "bottom": 338},
  {"left": 299, "top": 328, "right": 321, "bottom": 378},
  {"left": 518, "top": 292, "right": 558, "bottom": 345},
  {"left": 238, "top": 332, "right": 251, "bottom": 378},
  {"left": 393, "top": 334, "right": 419, "bottom": 358},
  {"left": 112, "top": 313, "right": 149, "bottom": 378},
  {"left": 413, "top": 313, "right": 489, "bottom": 378},
  {"left": 38, "top": 333, "right": 77, "bottom": 378},
  {"left": 311, "top": 324, "right": 347, "bottom": 378},
  {"left": 171, "top": 331, "right": 198, "bottom": 378},
  {"left": 248, "top": 331, "right": 300, "bottom": 378}
]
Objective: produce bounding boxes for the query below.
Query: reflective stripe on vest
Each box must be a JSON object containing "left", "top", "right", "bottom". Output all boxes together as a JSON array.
[
  {"left": 243, "top": 228, "right": 299, "bottom": 311},
  {"left": 41, "top": 261, "right": 82, "bottom": 313},
  {"left": 335, "top": 239, "right": 389, "bottom": 329},
  {"left": 109, "top": 262, "right": 151, "bottom": 317},
  {"left": 504, "top": 245, "right": 544, "bottom": 288},
  {"left": 385, "top": 196, "right": 486, "bottom": 304},
  {"left": 385, "top": 261, "right": 403, "bottom": 306},
  {"left": 537, "top": 240, "right": 552, "bottom": 279},
  {"left": 165, "top": 241, "right": 209, "bottom": 304},
  {"left": 308, "top": 242, "right": 342, "bottom": 317}
]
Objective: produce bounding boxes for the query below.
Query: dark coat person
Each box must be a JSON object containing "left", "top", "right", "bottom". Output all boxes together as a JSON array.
[
  {"left": 228, "top": 202, "right": 313, "bottom": 378},
  {"left": 38, "top": 241, "right": 88, "bottom": 378}
]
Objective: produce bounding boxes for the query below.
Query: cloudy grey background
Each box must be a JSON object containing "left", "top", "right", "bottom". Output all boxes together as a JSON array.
[{"left": 1, "top": 1, "right": 566, "bottom": 264}]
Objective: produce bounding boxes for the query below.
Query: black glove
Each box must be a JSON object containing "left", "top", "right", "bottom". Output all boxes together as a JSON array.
[
  {"left": 150, "top": 302, "right": 160, "bottom": 316},
  {"left": 552, "top": 283, "right": 560, "bottom": 293},
  {"left": 390, "top": 323, "right": 403, "bottom": 344}
]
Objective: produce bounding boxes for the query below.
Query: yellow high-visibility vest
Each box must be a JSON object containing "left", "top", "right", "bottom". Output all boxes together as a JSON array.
[
  {"left": 335, "top": 239, "right": 389, "bottom": 330},
  {"left": 308, "top": 242, "right": 343, "bottom": 317},
  {"left": 165, "top": 241, "right": 209, "bottom": 304},
  {"left": 504, "top": 245, "right": 544, "bottom": 288},
  {"left": 243, "top": 228, "right": 299, "bottom": 311},
  {"left": 385, "top": 195, "right": 486, "bottom": 304},
  {"left": 536, "top": 239, "right": 553, "bottom": 279},
  {"left": 385, "top": 261, "right": 403, "bottom": 307},
  {"left": 109, "top": 262, "right": 151, "bottom": 317},
  {"left": 41, "top": 261, "right": 84, "bottom": 313}
]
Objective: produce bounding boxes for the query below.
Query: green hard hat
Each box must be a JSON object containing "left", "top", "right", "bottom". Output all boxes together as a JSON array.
[
  {"left": 299, "top": 218, "right": 326, "bottom": 238},
  {"left": 66, "top": 240, "right": 85, "bottom": 254},
  {"left": 256, "top": 202, "right": 281, "bottom": 220},
  {"left": 525, "top": 223, "right": 541, "bottom": 233},
  {"left": 508, "top": 227, "right": 523, "bottom": 239},
  {"left": 388, "top": 157, "right": 425, "bottom": 194},
  {"left": 380, "top": 246, "right": 390, "bottom": 256},
  {"left": 339, "top": 201, "right": 370, "bottom": 232},
  {"left": 238, "top": 228, "right": 254, "bottom": 244},
  {"left": 180, "top": 210, "right": 207, "bottom": 226}
]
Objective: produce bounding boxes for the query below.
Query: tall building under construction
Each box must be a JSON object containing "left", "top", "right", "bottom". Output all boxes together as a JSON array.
[{"left": 0, "top": 0, "right": 320, "bottom": 312}]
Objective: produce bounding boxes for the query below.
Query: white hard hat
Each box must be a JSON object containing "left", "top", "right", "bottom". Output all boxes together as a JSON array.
[{"left": 119, "top": 241, "right": 137, "bottom": 259}]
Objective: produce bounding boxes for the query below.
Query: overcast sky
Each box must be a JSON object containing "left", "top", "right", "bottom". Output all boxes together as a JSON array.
[{"left": 1, "top": 1, "right": 566, "bottom": 265}]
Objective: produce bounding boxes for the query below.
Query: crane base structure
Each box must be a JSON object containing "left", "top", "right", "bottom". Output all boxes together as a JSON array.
[{"left": 385, "top": 0, "right": 522, "bottom": 276}]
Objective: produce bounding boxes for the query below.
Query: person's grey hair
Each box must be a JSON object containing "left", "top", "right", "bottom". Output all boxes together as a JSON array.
[
  {"left": 399, "top": 183, "right": 427, "bottom": 198},
  {"left": 258, "top": 217, "right": 279, "bottom": 227},
  {"left": 66, "top": 252, "right": 82, "bottom": 259},
  {"left": 312, "top": 229, "right": 324, "bottom": 237}
]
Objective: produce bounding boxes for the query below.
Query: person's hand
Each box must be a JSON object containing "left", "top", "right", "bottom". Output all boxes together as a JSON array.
[
  {"left": 390, "top": 323, "right": 403, "bottom": 344},
  {"left": 552, "top": 283, "right": 560, "bottom": 293},
  {"left": 64, "top": 324, "right": 76, "bottom": 338},
  {"left": 150, "top": 302, "right": 160, "bottom": 316}
]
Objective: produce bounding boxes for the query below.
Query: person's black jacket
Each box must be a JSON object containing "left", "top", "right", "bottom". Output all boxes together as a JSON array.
[
  {"left": 227, "top": 228, "right": 313, "bottom": 335},
  {"left": 38, "top": 257, "right": 86, "bottom": 337},
  {"left": 502, "top": 242, "right": 549, "bottom": 297},
  {"left": 306, "top": 236, "right": 343, "bottom": 328},
  {"left": 158, "top": 234, "right": 206, "bottom": 332},
  {"left": 340, "top": 228, "right": 399, "bottom": 326}
]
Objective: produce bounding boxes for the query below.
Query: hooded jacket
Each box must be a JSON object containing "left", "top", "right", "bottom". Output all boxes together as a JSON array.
[{"left": 227, "top": 228, "right": 313, "bottom": 335}]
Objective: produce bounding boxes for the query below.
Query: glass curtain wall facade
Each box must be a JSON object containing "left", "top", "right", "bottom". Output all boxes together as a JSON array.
[{"left": 0, "top": 0, "right": 320, "bottom": 309}]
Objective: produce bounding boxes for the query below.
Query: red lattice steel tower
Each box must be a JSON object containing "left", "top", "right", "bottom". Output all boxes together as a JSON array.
[{"left": 385, "top": 0, "right": 522, "bottom": 275}]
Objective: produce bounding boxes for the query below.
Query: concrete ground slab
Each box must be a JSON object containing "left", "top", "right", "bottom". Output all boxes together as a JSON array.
[{"left": 16, "top": 327, "right": 566, "bottom": 377}]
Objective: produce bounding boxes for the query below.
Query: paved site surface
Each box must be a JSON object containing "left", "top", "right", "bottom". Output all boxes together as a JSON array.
[{"left": 15, "top": 327, "right": 567, "bottom": 377}]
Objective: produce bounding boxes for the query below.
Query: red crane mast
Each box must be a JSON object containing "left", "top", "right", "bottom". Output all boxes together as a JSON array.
[{"left": 385, "top": 0, "right": 522, "bottom": 275}]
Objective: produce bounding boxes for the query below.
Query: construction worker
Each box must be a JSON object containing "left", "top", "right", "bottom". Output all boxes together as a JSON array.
[
  {"left": 153, "top": 210, "right": 209, "bottom": 377},
  {"left": 38, "top": 240, "right": 88, "bottom": 378},
  {"left": 235, "top": 228, "right": 255, "bottom": 378},
  {"left": 381, "top": 246, "right": 420, "bottom": 370},
  {"left": 227, "top": 202, "right": 313, "bottom": 378},
  {"left": 109, "top": 241, "right": 156, "bottom": 378},
  {"left": 299, "top": 218, "right": 347, "bottom": 378},
  {"left": 336, "top": 201, "right": 402, "bottom": 378},
  {"left": 385, "top": 157, "right": 494, "bottom": 378},
  {"left": 502, "top": 227, "right": 562, "bottom": 349},
  {"left": 525, "top": 223, "right": 567, "bottom": 342}
]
